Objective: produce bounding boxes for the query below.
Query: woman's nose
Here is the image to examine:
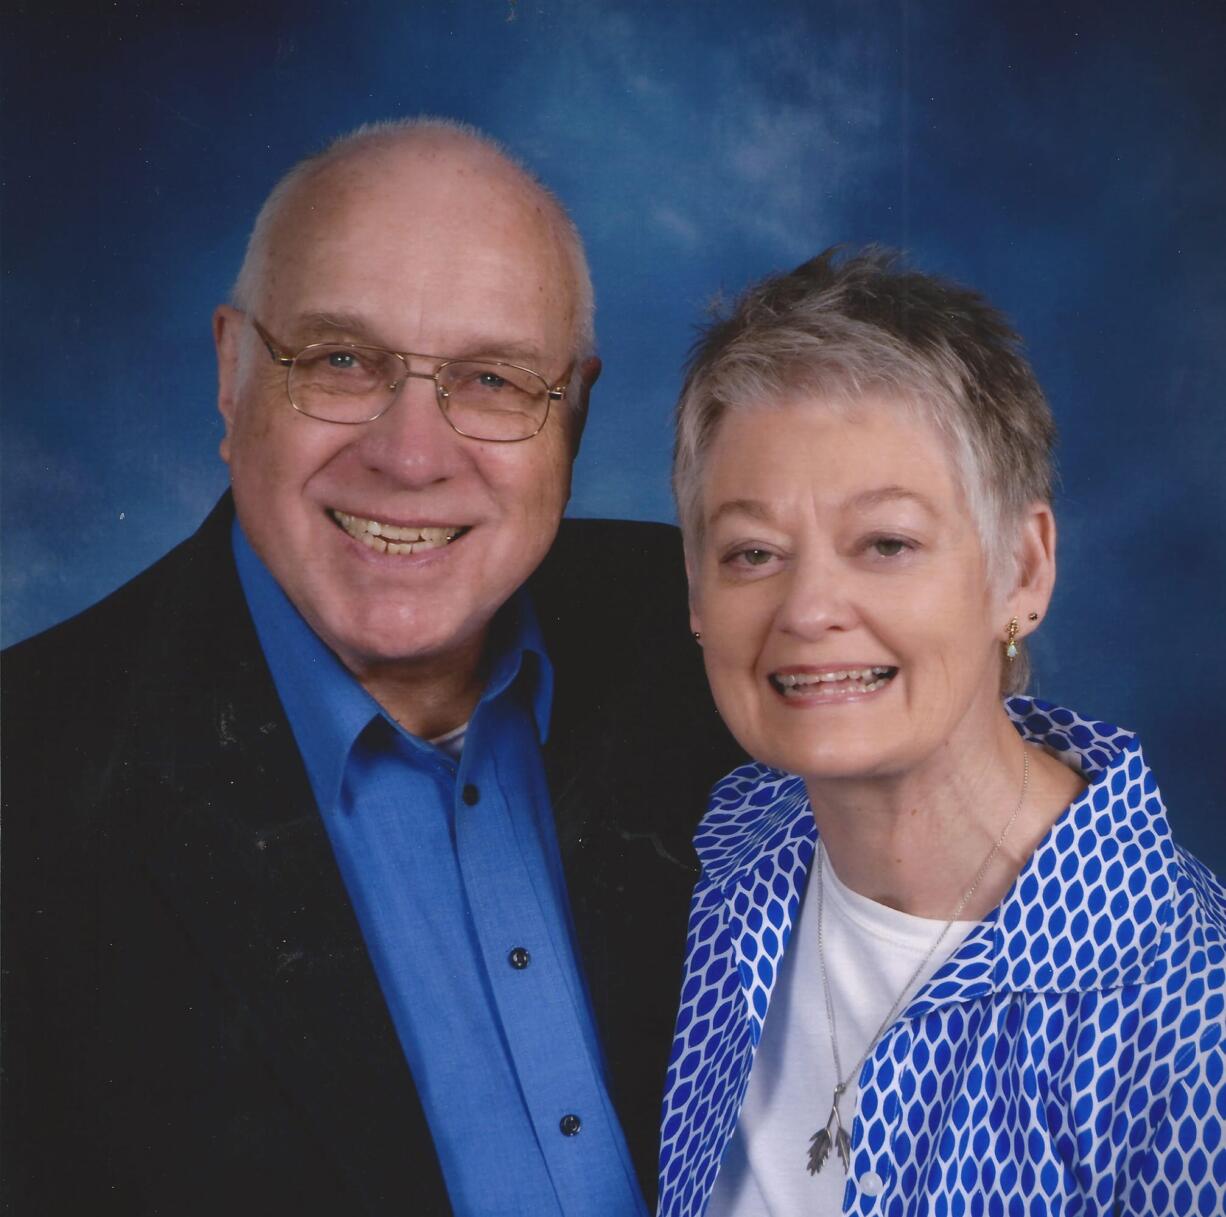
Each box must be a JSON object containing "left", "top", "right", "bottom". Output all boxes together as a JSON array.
[{"left": 775, "top": 552, "right": 858, "bottom": 639}]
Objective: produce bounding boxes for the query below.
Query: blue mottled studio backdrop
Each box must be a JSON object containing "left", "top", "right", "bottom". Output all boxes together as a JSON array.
[{"left": 4, "top": 1, "right": 1224, "bottom": 870}]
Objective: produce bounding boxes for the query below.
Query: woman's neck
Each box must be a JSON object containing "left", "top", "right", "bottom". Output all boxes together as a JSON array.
[{"left": 806, "top": 714, "right": 1086, "bottom": 921}]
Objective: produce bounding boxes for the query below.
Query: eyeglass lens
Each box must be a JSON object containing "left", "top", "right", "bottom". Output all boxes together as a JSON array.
[{"left": 287, "top": 345, "right": 551, "bottom": 440}]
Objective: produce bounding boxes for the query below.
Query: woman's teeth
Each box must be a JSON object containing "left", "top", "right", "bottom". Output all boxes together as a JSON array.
[
  {"left": 331, "top": 510, "right": 465, "bottom": 555},
  {"left": 772, "top": 667, "right": 896, "bottom": 695}
]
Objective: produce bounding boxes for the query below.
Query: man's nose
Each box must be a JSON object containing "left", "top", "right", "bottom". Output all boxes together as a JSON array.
[
  {"left": 775, "top": 550, "right": 858, "bottom": 639},
  {"left": 351, "top": 373, "right": 467, "bottom": 486}
]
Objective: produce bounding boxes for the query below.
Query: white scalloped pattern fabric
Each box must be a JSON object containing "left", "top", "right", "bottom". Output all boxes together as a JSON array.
[{"left": 657, "top": 699, "right": 1226, "bottom": 1217}]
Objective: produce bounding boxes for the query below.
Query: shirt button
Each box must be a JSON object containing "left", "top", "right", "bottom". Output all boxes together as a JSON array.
[
  {"left": 559, "top": 1113, "right": 582, "bottom": 1137},
  {"left": 859, "top": 1170, "right": 884, "bottom": 1197},
  {"left": 461, "top": 783, "right": 480, "bottom": 806},
  {"left": 508, "top": 946, "right": 531, "bottom": 970}
]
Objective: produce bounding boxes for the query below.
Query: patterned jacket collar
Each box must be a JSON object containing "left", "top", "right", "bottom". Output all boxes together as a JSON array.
[{"left": 696, "top": 698, "right": 1177, "bottom": 1028}]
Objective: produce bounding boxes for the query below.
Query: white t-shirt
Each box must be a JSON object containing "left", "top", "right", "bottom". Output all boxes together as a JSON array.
[
  {"left": 707, "top": 849, "right": 976, "bottom": 1216},
  {"left": 428, "top": 721, "right": 468, "bottom": 759}
]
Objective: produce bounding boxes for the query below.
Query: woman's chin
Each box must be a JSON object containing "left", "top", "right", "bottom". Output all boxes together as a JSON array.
[{"left": 746, "top": 738, "right": 909, "bottom": 785}]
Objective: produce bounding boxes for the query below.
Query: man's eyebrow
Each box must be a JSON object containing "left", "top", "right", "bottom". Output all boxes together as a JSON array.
[
  {"left": 288, "top": 313, "right": 547, "bottom": 366},
  {"left": 291, "top": 312, "right": 381, "bottom": 343},
  {"left": 448, "top": 337, "right": 550, "bottom": 367}
]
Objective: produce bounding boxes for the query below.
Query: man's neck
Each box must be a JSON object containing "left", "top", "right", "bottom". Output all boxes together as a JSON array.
[{"left": 354, "top": 633, "right": 489, "bottom": 740}]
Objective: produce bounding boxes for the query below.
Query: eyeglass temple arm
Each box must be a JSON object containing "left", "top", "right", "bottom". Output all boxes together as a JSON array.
[
  {"left": 251, "top": 319, "right": 295, "bottom": 367},
  {"left": 546, "top": 368, "right": 574, "bottom": 401},
  {"left": 263, "top": 340, "right": 294, "bottom": 368}
]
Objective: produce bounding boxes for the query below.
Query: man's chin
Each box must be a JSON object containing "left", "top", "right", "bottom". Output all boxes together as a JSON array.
[{"left": 318, "top": 613, "right": 489, "bottom": 680}]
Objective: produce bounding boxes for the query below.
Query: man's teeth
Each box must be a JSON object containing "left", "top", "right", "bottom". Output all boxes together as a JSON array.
[
  {"left": 774, "top": 667, "right": 896, "bottom": 695},
  {"left": 332, "top": 510, "right": 464, "bottom": 555}
]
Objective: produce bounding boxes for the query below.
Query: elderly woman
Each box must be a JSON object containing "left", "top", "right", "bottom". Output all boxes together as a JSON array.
[{"left": 657, "top": 249, "right": 1225, "bottom": 1217}]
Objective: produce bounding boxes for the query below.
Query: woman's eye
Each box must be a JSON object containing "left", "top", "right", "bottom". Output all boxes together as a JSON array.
[
  {"left": 871, "top": 537, "right": 909, "bottom": 557},
  {"left": 726, "top": 547, "right": 774, "bottom": 568}
]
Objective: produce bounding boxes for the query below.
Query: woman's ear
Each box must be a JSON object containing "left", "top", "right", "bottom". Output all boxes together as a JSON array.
[
  {"left": 684, "top": 544, "right": 703, "bottom": 641},
  {"left": 1004, "top": 502, "right": 1057, "bottom": 639}
]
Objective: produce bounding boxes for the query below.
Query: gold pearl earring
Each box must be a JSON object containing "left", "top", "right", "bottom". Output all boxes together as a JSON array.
[{"left": 1005, "top": 617, "right": 1020, "bottom": 661}]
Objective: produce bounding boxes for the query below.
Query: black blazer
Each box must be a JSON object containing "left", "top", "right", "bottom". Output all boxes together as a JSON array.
[{"left": 1, "top": 496, "right": 740, "bottom": 1216}]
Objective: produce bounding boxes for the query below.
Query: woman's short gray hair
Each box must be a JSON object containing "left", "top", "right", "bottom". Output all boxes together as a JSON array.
[
  {"left": 672, "top": 246, "right": 1056, "bottom": 693},
  {"left": 675, "top": 246, "right": 1054, "bottom": 567}
]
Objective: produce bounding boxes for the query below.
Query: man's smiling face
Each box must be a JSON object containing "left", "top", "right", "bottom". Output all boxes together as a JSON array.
[{"left": 215, "top": 136, "right": 580, "bottom": 689}]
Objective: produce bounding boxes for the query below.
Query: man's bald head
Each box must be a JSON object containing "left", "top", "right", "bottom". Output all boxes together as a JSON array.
[{"left": 231, "top": 118, "right": 595, "bottom": 376}]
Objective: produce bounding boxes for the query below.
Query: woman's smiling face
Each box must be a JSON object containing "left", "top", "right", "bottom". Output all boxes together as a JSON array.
[{"left": 689, "top": 394, "right": 1012, "bottom": 785}]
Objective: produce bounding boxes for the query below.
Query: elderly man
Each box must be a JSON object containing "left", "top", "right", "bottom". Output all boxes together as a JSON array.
[{"left": 1, "top": 120, "right": 735, "bottom": 1216}]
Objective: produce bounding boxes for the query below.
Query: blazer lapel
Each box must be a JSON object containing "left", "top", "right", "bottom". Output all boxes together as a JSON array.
[{"left": 121, "top": 499, "right": 448, "bottom": 1210}]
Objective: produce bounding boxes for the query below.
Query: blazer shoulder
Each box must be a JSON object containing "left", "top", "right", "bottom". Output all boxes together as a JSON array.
[
  {"left": 0, "top": 498, "right": 252, "bottom": 817},
  {"left": 6, "top": 544, "right": 181, "bottom": 692},
  {"left": 534, "top": 521, "right": 684, "bottom": 638},
  {"left": 3, "top": 498, "right": 235, "bottom": 705},
  {"left": 541, "top": 516, "right": 686, "bottom": 586}
]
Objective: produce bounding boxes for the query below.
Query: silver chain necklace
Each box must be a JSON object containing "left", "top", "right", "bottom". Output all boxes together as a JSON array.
[{"left": 806, "top": 752, "right": 1030, "bottom": 1176}]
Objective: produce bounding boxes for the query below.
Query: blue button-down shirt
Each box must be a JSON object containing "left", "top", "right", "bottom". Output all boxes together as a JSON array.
[{"left": 234, "top": 523, "right": 646, "bottom": 1217}]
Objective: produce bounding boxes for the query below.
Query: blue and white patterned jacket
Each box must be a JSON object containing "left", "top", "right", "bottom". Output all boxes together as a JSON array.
[{"left": 658, "top": 699, "right": 1226, "bottom": 1217}]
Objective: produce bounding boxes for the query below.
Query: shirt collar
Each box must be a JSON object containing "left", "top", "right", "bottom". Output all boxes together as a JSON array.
[
  {"left": 697, "top": 697, "right": 1176, "bottom": 1002},
  {"left": 695, "top": 765, "right": 812, "bottom": 889},
  {"left": 232, "top": 519, "right": 553, "bottom": 813},
  {"left": 987, "top": 697, "right": 1175, "bottom": 995}
]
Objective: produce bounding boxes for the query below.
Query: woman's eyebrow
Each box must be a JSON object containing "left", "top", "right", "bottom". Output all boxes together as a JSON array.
[
  {"left": 707, "top": 498, "right": 777, "bottom": 528},
  {"left": 709, "top": 488, "right": 935, "bottom": 527},
  {"left": 843, "top": 485, "right": 937, "bottom": 513}
]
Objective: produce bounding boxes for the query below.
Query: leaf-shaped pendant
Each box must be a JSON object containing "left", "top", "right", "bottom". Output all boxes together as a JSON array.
[
  {"left": 835, "top": 1126, "right": 852, "bottom": 1171},
  {"left": 806, "top": 1127, "right": 831, "bottom": 1175}
]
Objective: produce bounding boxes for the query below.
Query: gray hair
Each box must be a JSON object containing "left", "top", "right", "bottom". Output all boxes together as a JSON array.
[
  {"left": 673, "top": 246, "right": 1055, "bottom": 694},
  {"left": 230, "top": 116, "right": 595, "bottom": 411}
]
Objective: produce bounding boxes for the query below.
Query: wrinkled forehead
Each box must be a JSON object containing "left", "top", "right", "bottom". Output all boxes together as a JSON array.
[
  {"left": 252, "top": 140, "right": 579, "bottom": 341},
  {"left": 689, "top": 386, "right": 986, "bottom": 541},
  {"left": 714, "top": 387, "right": 968, "bottom": 477},
  {"left": 714, "top": 381, "right": 967, "bottom": 470}
]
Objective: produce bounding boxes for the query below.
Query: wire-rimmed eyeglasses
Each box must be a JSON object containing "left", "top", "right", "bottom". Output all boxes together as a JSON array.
[{"left": 251, "top": 318, "right": 570, "bottom": 443}]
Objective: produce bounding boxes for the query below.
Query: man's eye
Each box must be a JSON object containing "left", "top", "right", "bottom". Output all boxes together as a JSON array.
[
  {"left": 476, "top": 371, "right": 510, "bottom": 390},
  {"left": 327, "top": 351, "right": 359, "bottom": 370}
]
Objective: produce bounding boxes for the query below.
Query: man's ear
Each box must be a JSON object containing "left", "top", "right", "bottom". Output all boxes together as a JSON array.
[
  {"left": 1003, "top": 501, "right": 1057, "bottom": 641},
  {"left": 566, "top": 355, "right": 602, "bottom": 456},
  {"left": 214, "top": 305, "right": 244, "bottom": 465}
]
